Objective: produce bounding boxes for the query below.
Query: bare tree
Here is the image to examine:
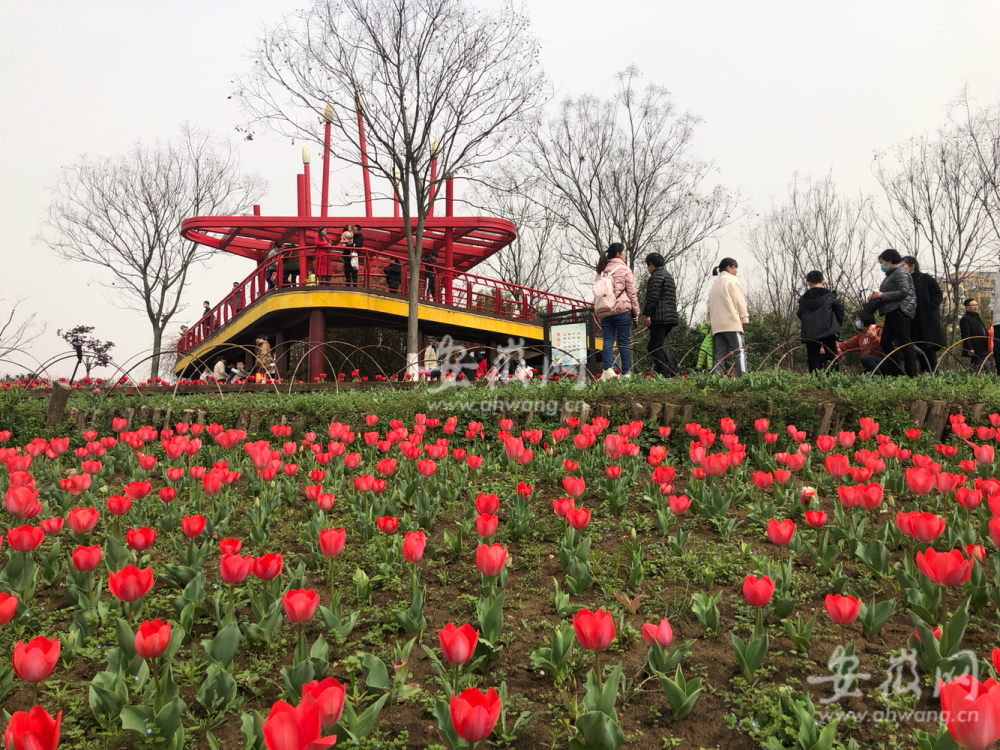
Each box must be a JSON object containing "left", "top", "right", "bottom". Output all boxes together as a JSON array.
[
  {"left": 469, "top": 165, "right": 563, "bottom": 296},
  {"left": 519, "top": 66, "right": 739, "bottom": 283},
  {"left": 872, "top": 128, "right": 995, "bottom": 336},
  {"left": 235, "top": 0, "right": 547, "bottom": 371},
  {"left": 743, "top": 172, "right": 877, "bottom": 342},
  {"left": 0, "top": 297, "right": 44, "bottom": 370},
  {"left": 953, "top": 89, "right": 1000, "bottom": 246},
  {"left": 40, "top": 125, "right": 266, "bottom": 379}
]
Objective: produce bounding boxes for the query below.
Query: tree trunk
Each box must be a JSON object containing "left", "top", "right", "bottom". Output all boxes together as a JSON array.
[{"left": 150, "top": 325, "right": 163, "bottom": 380}]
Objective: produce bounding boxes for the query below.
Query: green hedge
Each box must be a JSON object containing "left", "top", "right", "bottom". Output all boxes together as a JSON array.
[{"left": 3, "top": 370, "right": 1000, "bottom": 444}]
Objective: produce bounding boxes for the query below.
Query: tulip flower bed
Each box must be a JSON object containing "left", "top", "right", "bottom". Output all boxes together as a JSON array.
[{"left": 8, "top": 404, "right": 1000, "bottom": 749}]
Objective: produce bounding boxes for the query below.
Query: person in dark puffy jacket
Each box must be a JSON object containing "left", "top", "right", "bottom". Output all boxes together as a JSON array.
[
  {"left": 797, "top": 270, "right": 845, "bottom": 373},
  {"left": 902, "top": 256, "right": 945, "bottom": 372},
  {"left": 868, "top": 248, "right": 917, "bottom": 376},
  {"left": 642, "top": 253, "right": 678, "bottom": 377}
]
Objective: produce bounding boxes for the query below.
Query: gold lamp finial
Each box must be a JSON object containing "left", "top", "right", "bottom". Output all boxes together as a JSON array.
[
  {"left": 302, "top": 145, "right": 311, "bottom": 165},
  {"left": 355, "top": 91, "right": 363, "bottom": 112},
  {"left": 324, "top": 102, "right": 333, "bottom": 123}
]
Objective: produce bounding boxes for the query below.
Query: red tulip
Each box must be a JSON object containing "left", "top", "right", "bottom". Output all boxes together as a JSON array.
[
  {"left": 450, "top": 687, "right": 502, "bottom": 744},
  {"left": 641, "top": 617, "right": 673, "bottom": 648},
  {"left": 766, "top": 519, "right": 795, "bottom": 546},
  {"left": 318, "top": 528, "right": 346, "bottom": 558},
  {"left": 282, "top": 588, "right": 319, "bottom": 623},
  {"left": 158, "top": 487, "right": 176, "bottom": 503},
  {"left": 754, "top": 418, "right": 769, "bottom": 432},
  {"left": 301, "top": 677, "right": 346, "bottom": 729},
  {"left": 438, "top": 622, "right": 479, "bottom": 665},
  {"left": 376, "top": 516, "right": 398, "bottom": 534},
  {"left": 4, "top": 485, "right": 41, "bottom": 518},
  {"left": 202, "top": 471, "right": 223, "bottom": 496},
  {"left": 3, "top": 706, "right": 61, "bottom": 750},
  {"left": 0, "top": 591, "right": 18, "bottom": 625},
  {"left": 7, "top": 525, "right": 44, "bottom": 553},
  {"left": 219, "top": 538, "right": 242, "bottom": 556},
  {"left": 824, "top": 454, "right": 849, "bottom": 478},
  {"left": 106, "top": 494, "right": 132, "bottom": 516},
  {"left": 475, "top": 493, "right": 499, "bottom": 515},
  {"left": 71, "top": 544, "right": 102, "bottom": 573},
  {"left": 773, "top": 469, "right": 791, "bottom": 484},
  {"left": 990, "top": 517, "right": 1000, "bottom": 548},
  {"left": 181, "top": 514, "right": 206, "bottom": 538},
  {"left": 916, "top": 548, "right": 973, "bottom": 587},
  {"left": 12, "top": 635, "right": 60, "bottom": 683},
  {"left": 562, "top": 476, "right": 585, "bottom": 500},
  {"left": 939, "top": 675, "right": 1000, "bottom": 750},
  {"left": 667, "top": 494, "right": 691, "bottom": 515},
  {"left": 552, "top": 497, "right": 575, "bottom": 518},
  {"left": 742, "top": 574, "right": 775, "bottom": 607},
  {"left": 40, "top": 517, "right": 63, "bottom": 535},
  {"left": 566, "top": 506, "right": 591, "bottom": 530},
  {"left": 402, "top": 531, "right": 426, "bottom": 564},
  {"left": 126, "top": 526, "right": 156, "bottom": 552},
  {"left": 261, "top": 697, "right": 336, "bottom": 750},
  {"left": 967, "top": 544, "right": 986, "bottom": 563},
  {"left": 476, "top": 513, "right": 498, "bottom": 538},
  {"left": 702, "top": 452, "right": 730, "bottom": 476},
  {"left": 220, "top": 553, "right": 254, "bottom": 585},
  {"left": 108, "top": 564, "right": 153, "bottom": 602},
  {"left": 253, "top": 553, "right": 284, "bottom": 581},
  {"left": 476, "top": 543, "right": 507, "bottom": 577},
  {"left": 815, "top": 434, "right": 836, "bottom": 452},
  {"left": 905, "top": 467, "right": 936, "bottom": 495},
  {"left": 805, "top": 510, "right": 827, "bottom": 528},
  {"left": 134, "top": 619, "right": 171, "bottom": 659},
  {"left": 124, "top": 480, "right": 152, "bottom": 500},
  {"left": 898, "top": 511, "right": 945, "bottom": 542},
  {"left": 753, "top": 471, "right": 773, "bottom": 489},
  {"left": 974, "top": 444, "right": 996, "bottom": 465},
  {"left": 824, "top": 593, "right": 860, "bottom": 625},
  {"left": 573, "top": 608, "right": 616, "bottom": 651}
]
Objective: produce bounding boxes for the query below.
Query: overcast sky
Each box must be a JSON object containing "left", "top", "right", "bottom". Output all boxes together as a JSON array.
[{"left": 3, "top": 1, "right": 1000, "bottom": 379}]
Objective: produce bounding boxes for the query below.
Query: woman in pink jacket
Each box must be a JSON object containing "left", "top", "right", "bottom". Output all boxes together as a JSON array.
[{"left": 595, "top": 243, "right": 640, "bottom": 379}]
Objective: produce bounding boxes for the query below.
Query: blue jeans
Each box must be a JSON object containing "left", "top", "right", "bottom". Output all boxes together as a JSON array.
[{"left": 600, "top": 313, "right": 632, "bottom": 373}]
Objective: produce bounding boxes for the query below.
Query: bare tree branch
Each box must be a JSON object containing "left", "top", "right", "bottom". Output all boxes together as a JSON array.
[
  {"left": 515, "top": 66, "right": 741, "bottom": 286},
  {"left": 39, "top": 125, "right": 266, "bottom": 378},
  {"left": 743, "top": 172, "right": 877, "bottom": 341},
  {"left": 234, "top": 0, "right": 547, "bottom": 367}
]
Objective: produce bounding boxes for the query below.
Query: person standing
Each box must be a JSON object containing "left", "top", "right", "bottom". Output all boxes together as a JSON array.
[
  {"left": 838, "top": 311, "right": 886, "bottom": 374},
  {"left": 706, "top": 258, "right": 750, "bottom": 375},
  {"left": 315, "top": 228, "right": 332, "bottom": 284},
  {"left": 202, "top": 300, "right": 213, "bottom": 336},
  {"left": 230, "top": 282, "right": 243, "bottom": 316},
  {"left": 255, "top": 335, "right": 273, "bottom": 376},
  {"left": 960, "top": 298, "right": 992, "bottom": 372},
  {"left": 901, "top": 256, "right": 945, "bottom": 372},
  {"left": 797, "top": 270, "right": 845, "bottom": 373},
  {"left": 594, "top": 243, "right": 640, "bottom": 380},
  {"left": 264, "top": 242, "right": 281, "bottom": 290},
  {"left": 642, "top": 253, "right": 679, "bottom": 377},
  {"left": 695, "top": 322, "right": 714, "bottom": 370},
  {"left": 385, "top": 256, "right": 402, "bottom": 292},
  {"left": 867, "top": 249, "right": 918, "bottom": 377},
  {"left": 424, "top": 250, "right": 439, "bottom": 300},
  {"left": 340, "top": 225, "right": 358, "bottom": 286}
]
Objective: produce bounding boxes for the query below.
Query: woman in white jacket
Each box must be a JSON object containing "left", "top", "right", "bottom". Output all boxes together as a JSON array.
[{"left": 706, "top": 257, "right": 750, "bottom": 375}]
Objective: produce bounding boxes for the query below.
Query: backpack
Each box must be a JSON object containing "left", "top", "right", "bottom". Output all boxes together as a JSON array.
[{"left": 593, "top": 271, "right": 617, "bottom": 318}]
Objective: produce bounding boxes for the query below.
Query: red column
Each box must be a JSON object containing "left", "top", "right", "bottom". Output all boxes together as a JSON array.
[
  {"left": 308, "top": 310, "right": 326, "bottom": 382},
  {"left": 444, "top": 177, "right": 454, "bottom": 304},
  {"left": 357, "top": 105, "right": 373, "bottom": 218}
]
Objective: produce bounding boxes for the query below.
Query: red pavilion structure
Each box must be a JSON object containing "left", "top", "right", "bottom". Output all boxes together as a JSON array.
[{"left": 175, "top": 106, "right": 589, "bottom": 381}]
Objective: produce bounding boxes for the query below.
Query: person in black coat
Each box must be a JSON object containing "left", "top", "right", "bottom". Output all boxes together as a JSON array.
[
  {"left": 641, "top": 253, "right": 678, "bottom": 376},
  {"left": 385, "top": 256, "right": 402, "bottom": 292},
  {"left": 959, "top": 298, "right": 992, "bottom": 373},
  {"left": 797, "top": 270, "right": 845, "bottom": 373},
  {"left": 901, "top": 256, "right": 945, "bottom": 372}
]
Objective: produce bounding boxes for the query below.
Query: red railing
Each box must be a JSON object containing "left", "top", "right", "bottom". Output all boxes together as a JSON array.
[{"left": 177, "top": 245, "right": 590, "bottom": 354}]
